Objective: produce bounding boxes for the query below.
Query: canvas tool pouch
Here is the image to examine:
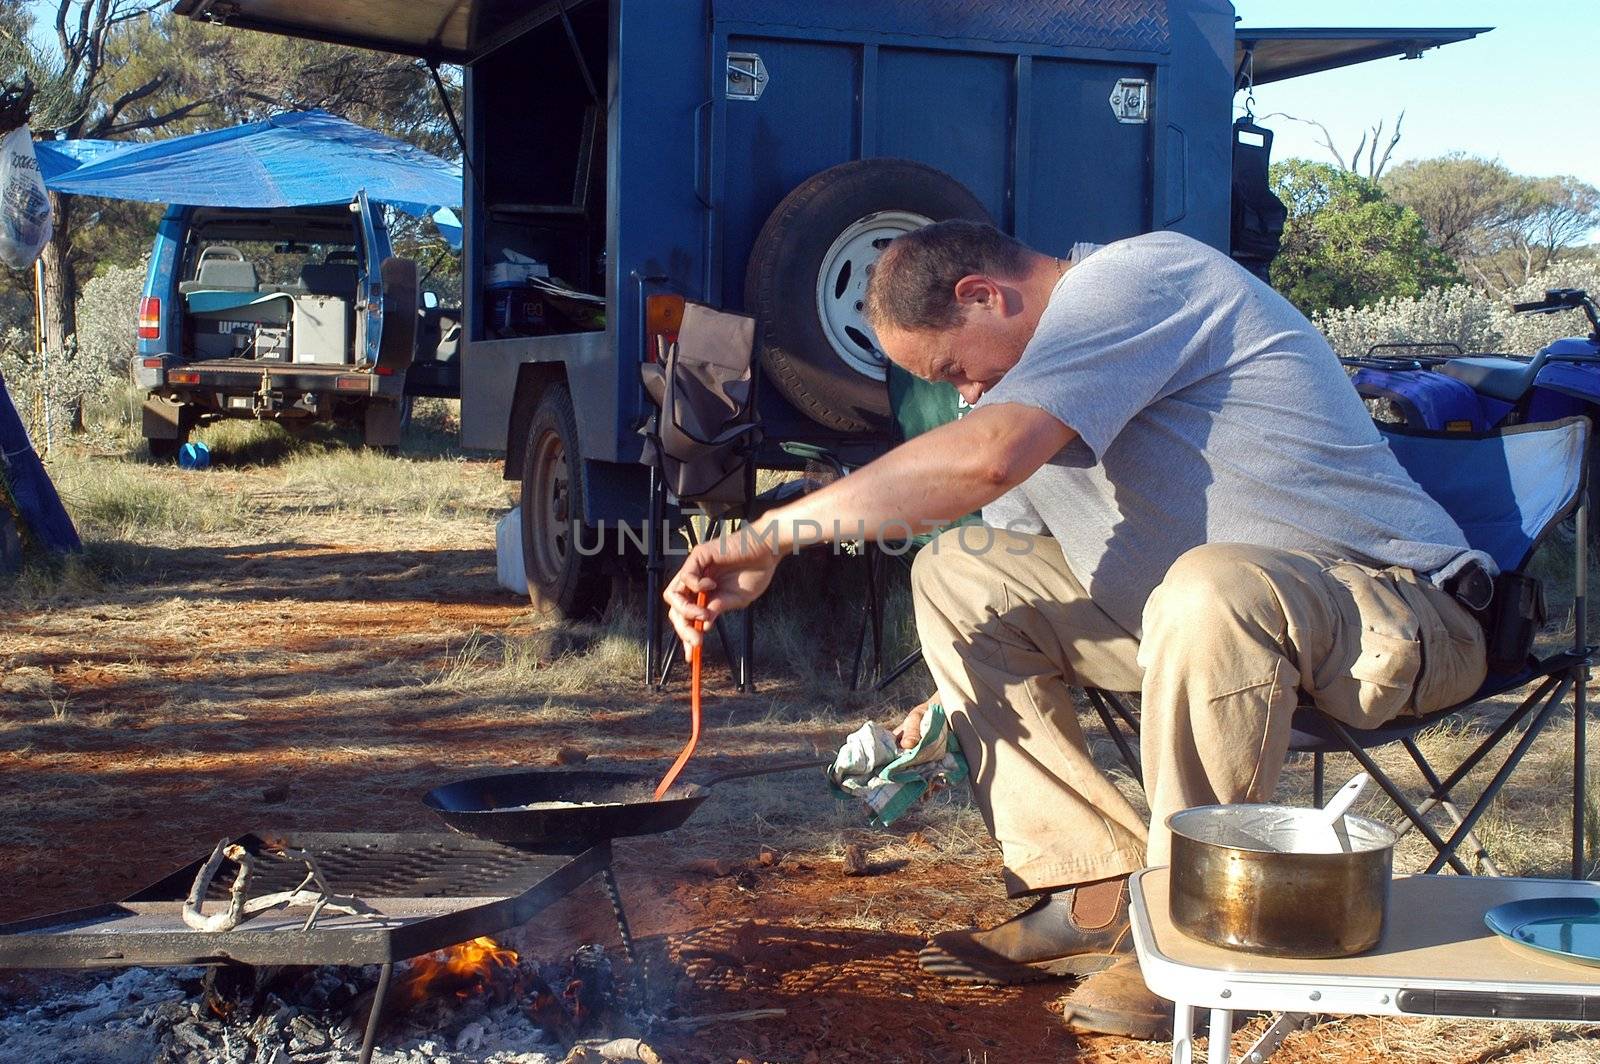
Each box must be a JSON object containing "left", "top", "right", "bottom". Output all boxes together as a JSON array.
[{"left": 639, "top": 303, "right": 760, "bottom": 510}]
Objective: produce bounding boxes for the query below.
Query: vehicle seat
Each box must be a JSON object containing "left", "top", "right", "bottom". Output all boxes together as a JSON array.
[
  {"left": 298, "top": 263, "right": 359, "bottom": 296},
  {"left": 178, "top": 246, "right": 259, "bottom": 294},
  {"left": 1438, "top": 356, "right": 1543, "bottom": 404}
]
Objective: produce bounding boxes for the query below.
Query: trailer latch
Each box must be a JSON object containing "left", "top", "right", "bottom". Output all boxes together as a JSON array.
[
  {"left": 1108, "top": 79, "right": 1150, "bottom": 123},
  {"left": 727, "top": 53, "right": 768, "bottom": 101}
]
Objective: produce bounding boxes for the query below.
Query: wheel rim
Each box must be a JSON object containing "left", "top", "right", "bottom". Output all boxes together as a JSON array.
[
  {"left": 528, "top": 427, "right": 573, "bottom": 587},
  {"left": 814, "top": 209, "right": 934, "bottom": 381}
]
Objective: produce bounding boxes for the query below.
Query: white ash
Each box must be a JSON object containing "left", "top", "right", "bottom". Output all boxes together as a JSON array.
[{"left": 0, "top": 963, "right": 567, "bottom": 1064}]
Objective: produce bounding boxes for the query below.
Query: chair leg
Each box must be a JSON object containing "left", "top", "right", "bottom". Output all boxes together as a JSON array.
[
  {"left": 1424, "top": 677, "right": 1562, "bottom": 801},
  {"left": 1313, "top": 753, "right": 1325, "bottom": 808},
  {"left": 850, "top": 549, "right": 879, "bottom": 691},
  {"left": 868, "top": 551, "right": 885, "bottom": 686},
  {"left": 1422, "top": 678, "right": 1572, "bottom": 875},
  {"left": 1576, "top": 500, "right": 1590, "bottom": 880},
  {"left": 643, "top": 466, "right": 665, "bottom": 686},
  {"left": 1085, "top": 688, "right": 1142, "bottom": 780},
  {"left": 1398, "top": 738, "right": 1499, "bottom": 875},
  {"left": 740, "top": 604, "right": 754, "bottom": 693},
  {"left": 873, "top": 648, "right": 925, "bottom": 693},
  {"left": 1323, "top": 718, "right": 1475, "bottom": 876}
]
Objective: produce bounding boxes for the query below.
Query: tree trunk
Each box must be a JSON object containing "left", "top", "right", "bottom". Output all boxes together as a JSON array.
[{"left": 40, "top": 191, "right": 77, "bottom": 350}]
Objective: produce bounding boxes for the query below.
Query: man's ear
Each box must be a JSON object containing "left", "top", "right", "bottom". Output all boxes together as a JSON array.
[{"left": 953, "top": 273, "right": 1005, "bottom": 313}]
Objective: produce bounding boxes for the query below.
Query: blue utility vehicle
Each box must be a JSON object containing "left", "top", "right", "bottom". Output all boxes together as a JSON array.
[{"left": 135, "top": 195, "right": 461, "bottom": 453}]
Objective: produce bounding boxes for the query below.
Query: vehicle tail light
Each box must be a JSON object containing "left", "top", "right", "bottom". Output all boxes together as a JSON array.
[
  {"left": 137, "top": 297, "right": 161, "bottom": 340},
  {"left": 141, "top": 357, "right": 163, "bottom": 369},
  {"left": 645, "top": 294, "right": 686, "bottom": 361},
  {"left": 169, "top": 369, "right": 200, "bottom": 385}
]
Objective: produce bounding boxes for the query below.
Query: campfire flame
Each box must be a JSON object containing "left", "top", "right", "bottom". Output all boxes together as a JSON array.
[{"left": 400, "top": 936, "right": 521, "bottom": 1005}]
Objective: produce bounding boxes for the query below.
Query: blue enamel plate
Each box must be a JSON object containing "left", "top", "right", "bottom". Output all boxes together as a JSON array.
[{"left": 1485, "top": 897, "right": 1600, "bottom": 968}]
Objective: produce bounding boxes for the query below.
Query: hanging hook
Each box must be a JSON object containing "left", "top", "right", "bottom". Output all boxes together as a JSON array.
[{"left": 1235, "top": 44, "right": 1257, "bottom": 120}]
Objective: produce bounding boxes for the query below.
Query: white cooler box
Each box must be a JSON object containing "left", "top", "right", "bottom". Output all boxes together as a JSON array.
[
  {"left": 496, "top": 508, "right": 528, "bottom": 595},
  {"left": 292, "top": 295, "right": 350, "bottom": 364}
]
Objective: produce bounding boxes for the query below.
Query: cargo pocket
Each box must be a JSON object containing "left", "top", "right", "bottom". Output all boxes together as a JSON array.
[
  {"left": 1310, "top": 562, "right": 1426, "bottom": 728},
  {"left": 1409, "top": 581, "right": 1487, "bottom": 714}
]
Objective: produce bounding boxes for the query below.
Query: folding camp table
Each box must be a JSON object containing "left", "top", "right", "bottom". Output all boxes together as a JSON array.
[{"left": 1130, "top": 868, "right": 1600, "bottom": 1064}]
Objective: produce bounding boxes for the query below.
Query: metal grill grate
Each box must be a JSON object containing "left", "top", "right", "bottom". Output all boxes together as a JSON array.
[
  {"left": 129, "top": 832, "right": 565, "bottom": 903},
  {"left": 0, "top": 833, "right": 609, "bottom": 970}
]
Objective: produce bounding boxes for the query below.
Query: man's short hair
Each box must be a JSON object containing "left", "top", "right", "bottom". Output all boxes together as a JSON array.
[{"left": 865, "top": 220, "right": 1032, "bottom": 333}]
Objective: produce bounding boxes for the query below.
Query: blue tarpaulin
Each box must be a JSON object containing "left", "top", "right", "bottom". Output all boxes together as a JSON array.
[
  {"left": 0, "top": 373, "right": 81, "bottom": 556},
  {"left": 38, "top": 110, "right": 462, "bottom": 222}
]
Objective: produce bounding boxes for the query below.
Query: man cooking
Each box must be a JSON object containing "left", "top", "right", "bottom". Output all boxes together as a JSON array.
[{"left": 663, "top": 221, "right": 1488, "bottom": 1038}]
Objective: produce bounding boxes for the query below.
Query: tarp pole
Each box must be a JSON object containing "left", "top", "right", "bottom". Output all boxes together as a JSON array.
[
  {"left": 32, "top": 256, "right": 49, "bottom": 453},
  {"left": 427, "top": 62, "right": 481, "bottom": 197}
]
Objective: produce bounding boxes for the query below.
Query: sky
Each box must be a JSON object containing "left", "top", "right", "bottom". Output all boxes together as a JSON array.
[{"left": 1230, "top": 1, "right": 1598, "bottom": 187}]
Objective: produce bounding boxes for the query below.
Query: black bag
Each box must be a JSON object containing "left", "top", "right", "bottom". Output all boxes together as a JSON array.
[
  {"left": 1483, "top": 571, "right": 1547, "bottom": 675},
  {"left": 1230, "top": 117, "right": 1287, "bottom": 282}
]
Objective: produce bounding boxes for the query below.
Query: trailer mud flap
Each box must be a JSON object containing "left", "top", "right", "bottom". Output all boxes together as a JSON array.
[{"left": 142, "top": 397, "right": 194, "bottom": 440}]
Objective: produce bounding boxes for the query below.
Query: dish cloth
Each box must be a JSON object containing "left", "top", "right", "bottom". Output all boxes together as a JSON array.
[{"left": 827, "top": 701, "right": 968, "bottom": 827}]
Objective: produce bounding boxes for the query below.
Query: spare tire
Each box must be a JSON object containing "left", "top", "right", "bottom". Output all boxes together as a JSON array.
[{"left": 745, "top": 159, "right": 992, "bottom": 433}]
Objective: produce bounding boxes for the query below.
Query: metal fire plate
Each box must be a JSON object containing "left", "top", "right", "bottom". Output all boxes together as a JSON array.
[{"left": 0, "top": 832, "right": 610, "bottom": 969}]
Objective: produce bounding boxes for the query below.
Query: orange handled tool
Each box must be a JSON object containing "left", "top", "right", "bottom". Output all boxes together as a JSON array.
[{"left": 654, "top": 591, "right": 706, "bottom": 800}]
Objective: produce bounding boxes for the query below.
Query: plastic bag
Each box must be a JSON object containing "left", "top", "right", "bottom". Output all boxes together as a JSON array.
[{"left": 0, "top": 126, "right": 51, "bottom": 270}]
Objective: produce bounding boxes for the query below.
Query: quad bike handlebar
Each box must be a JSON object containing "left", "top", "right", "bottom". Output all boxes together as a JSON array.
[{"left": 1512, "top": 288, "right": 1599, "bottom": 340}]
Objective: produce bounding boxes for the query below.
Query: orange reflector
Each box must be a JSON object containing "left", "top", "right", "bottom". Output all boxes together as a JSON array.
[
  {"left": 141, "top": 357, "right": 164, "bottom": 369},
  {"left": 169, "top": 370, "right": 200, "bottom": 385},
  {"left": 137, "top": 296, "right": 161, "bottom": 340},
  {"left": 335, "top": 375, "right": 369, "bottom": 393},
  {"left": 646, "top": 294, "right": 686, "bottom": 339}
]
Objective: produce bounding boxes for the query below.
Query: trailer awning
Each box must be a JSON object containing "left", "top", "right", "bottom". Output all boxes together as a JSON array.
[
  {"left": 1234, "top": 27, "right": 1490, "bottom": 87},
  {"left": 171, "top": 0, "right": 580, "bottom": 65},
  {"left": 175, "top": 2, "right": 1490, "bottom": 82}
]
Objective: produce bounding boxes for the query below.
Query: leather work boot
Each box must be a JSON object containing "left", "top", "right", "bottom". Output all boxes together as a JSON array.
[
  {"left": 1058, "top": 953, "right": 1173, "bottom": 1040},
  {"left": 918, "top": 875, "right": 1130, "bottom": 984}
]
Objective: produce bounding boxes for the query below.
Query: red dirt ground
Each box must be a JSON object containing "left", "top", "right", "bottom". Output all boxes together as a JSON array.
[{"left": 3, "top": 531, "right": 1588, "bottom": 1063}]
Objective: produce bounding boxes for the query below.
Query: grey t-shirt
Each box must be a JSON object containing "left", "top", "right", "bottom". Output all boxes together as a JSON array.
[{"left": 978, "top": 230, "right": 1474, "bottom": 636}]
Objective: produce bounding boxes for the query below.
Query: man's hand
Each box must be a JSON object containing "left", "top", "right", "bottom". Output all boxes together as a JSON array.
[
  {"left": 664, "top": 527, "right": 782, "bottom": 652},
  {"left": 892, "top": 696, "right": 936, "bottom": 751}
]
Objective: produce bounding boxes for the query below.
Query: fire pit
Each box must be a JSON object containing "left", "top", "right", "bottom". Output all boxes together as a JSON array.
[{"left": 0, "top": 831, "right": 614, "bottom": 1063}]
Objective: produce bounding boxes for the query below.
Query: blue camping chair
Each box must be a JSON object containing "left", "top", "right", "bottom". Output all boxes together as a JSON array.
[{"left": 1091, "top": 416, "right": 1593, "bottom": 879}]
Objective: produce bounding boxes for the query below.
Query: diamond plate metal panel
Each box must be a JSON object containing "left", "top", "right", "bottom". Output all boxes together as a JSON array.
[{"left": 713, "top": 0, "right": 1170, "bottom": 53}]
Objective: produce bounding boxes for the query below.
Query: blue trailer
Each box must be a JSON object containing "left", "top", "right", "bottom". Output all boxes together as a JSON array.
[{"left": 177, "top": 0, "right": 1484, "bottom": 616}]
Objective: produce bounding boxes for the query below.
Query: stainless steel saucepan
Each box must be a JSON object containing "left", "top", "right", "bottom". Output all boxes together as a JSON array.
[{"left": 1167, "top": 776, "right": 1397, "bottom": 958}]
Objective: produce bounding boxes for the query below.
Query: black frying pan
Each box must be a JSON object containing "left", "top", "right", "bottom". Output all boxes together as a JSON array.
[{"left": 423, "top": 757, "right": 829, "bottom": 852}]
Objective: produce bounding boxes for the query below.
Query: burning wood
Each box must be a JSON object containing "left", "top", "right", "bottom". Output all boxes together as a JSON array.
[
  {"left": 181, "top": 839, "right": 381, "bottom": 933},
  {"left": 399, "top": 936, "right": 522, "bottom": 1007}
]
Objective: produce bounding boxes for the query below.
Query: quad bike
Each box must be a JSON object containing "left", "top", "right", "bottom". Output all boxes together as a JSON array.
[
  {"left": 1345, "top": 288, "right": 1600, "bottom": 541},
  {"left": 1345, "top": 288, "right": 1600, "bottom": 434}
]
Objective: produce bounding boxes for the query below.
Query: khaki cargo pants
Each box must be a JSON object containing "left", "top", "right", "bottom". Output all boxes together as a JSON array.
[{"left": 911, "top": 529, "right": 1487, "bottom": 894}]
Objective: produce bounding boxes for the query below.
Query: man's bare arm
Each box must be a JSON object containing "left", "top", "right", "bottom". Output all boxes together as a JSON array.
[
  {"left": 664, "top": 403, "right": 1075, "bottom": 645},
  {"left": 756, "top": 402, "right": 1077, "bottom": 552}
]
